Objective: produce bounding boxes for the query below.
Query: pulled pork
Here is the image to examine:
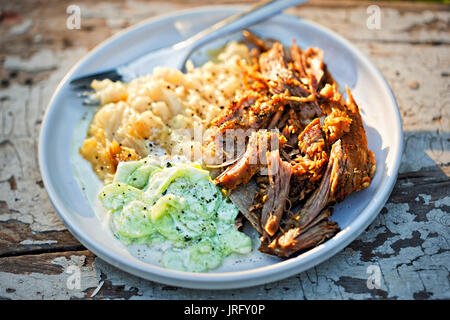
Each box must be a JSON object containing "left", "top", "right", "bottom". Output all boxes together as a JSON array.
[{"left": 206, "top": 33, "right": 376, "bottom": 258}]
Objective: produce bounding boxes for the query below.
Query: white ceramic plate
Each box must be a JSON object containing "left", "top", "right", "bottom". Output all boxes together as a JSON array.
[{"left": 39, "top": 6, "right": 403, "bottom": 289}]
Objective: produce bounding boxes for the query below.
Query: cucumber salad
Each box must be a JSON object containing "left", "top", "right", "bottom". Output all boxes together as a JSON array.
[{"left": 98, "top": 156, "right": 252, "bottom": 272}]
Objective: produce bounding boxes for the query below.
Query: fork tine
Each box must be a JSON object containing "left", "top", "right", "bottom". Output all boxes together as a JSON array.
[
  {"left": 70, "top": 69, "right": 122, "bottom": 88},
  {"left": 76, "top": 90, "right": 100, "bottom": 106},
  {"left": 72, "top": 83, "right": 94, "bottom": 92}
]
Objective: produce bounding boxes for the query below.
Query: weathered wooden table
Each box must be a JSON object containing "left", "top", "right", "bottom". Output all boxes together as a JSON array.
[{"left": 0, "top": 0, "right": 448, "bottom": 300}]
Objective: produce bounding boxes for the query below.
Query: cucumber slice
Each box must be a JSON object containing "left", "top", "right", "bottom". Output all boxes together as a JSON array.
[
  {"left": 127, "top": 165, "right": 160, "bottom": 190},
  {"left": 144, "top": 164, "right": 210, "bottom": 203},
  {"left": 167, "top": 177, "right": 222, "bottom": 219},
  {"left": 216, "top": 198, "right": 239, "bottom": 224},
  {"left": 218, "top": 228, "right": 252, "bottom": 256},
  {"left": 175, "top": 210, "right": 216, "bottom": 238},
  {"left": 114, "top": 161, "right": 142, "bottom": 184},
  {"left": 99, "top": 182, "right": 144, "bottom": 211},
  {"left": 150, "top": 194, "right": 186, "bottom": 241},
  {"left": 111, "top": 200, "right": 156, "bottom": 239},
  {"left": 189, "top": 179, "right": 222, "bottom": 219},
  {"left": 187, "top": 238, "right": 223, "bottom": 272}
]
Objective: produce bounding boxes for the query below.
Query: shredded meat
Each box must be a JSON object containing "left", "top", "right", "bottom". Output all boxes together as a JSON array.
[
  {"left": 341, "top": 88, "right": 376, "bottom": 193},
  {"left": 259, "top": 140, "right": 345, "bottom": 257},
  {"left": 285, "top": 118, "right": 329, "bottom": 203},
  {"left": 287, "top": 139, "right": 345, "bottom": 231},
  {"left": 259, "top": 42, "right": 310, "bottom": 98},
  {"left": 259, "top": 42, "right": 323, "bottom": 120},
  {"left": 290, "top": 42, "right": 325, "bottom": 94},
  {"left": 215, "top": 130, "right": 283, "bottom": 190},
  {"left": 229, "top": 180, "right": 263, "bottom": 235},
  {"left": 260, "top": 150, "right": 293, "bottom": 239},
  {"left": 259, "top": 212, "right": 339, "bottom": 258},
  {"left": 204, "top": 34, "right": 376, "bottom": 258}
]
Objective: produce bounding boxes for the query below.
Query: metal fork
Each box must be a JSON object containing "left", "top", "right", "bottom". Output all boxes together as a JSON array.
[{"left": 70, "top": 0, "right": 307, "bottom": 91}]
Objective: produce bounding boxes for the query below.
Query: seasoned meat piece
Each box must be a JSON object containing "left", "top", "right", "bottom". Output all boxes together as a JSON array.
[
  {"left": 259, "top": 213, "right": 339, "bottom": 257},
  {"left": 242, "top": 30, "right": 274, "bottom": 53},
  {"left": 248, "top": 95, "right": 286, "bottom": 129},
  {"left": 209, "top": 93, "right": 260, "bottom": 129},
  {"left": 229, "top": 180, "right": 264, "bottom": 235},
  {"left": 203, "top": 93, "right": 275, "bottom": 167},
  {"left": 297, "top": 118, "right": 327, "bottom": 158},
  {"left": 215, "top": 130, "right": 283, "bottom": 190},
  {"left": 290, "top": 42, "right": 324, "bottom": 93},
  {"left": 215, "top": 132, "right": 259, "bottom": 188},
  {"left": 318, "top": 86, "right": 375, "bottom": 199},
  {"left": 279, "top": 108, "right": 306, "bottom": 145},
  {"left": 288, "top": 139, "right": 345, "bottom": 230},
  {"left": 335, "top": 88, "right": 376, "bottom": 200},
  {"left": 259, "top": 41, "right": 323, "bottom": 121},
  {"left": 204, "top": 91, "right": 290, "bottom": 167},
  {"left": 259, "top": 42, "right": 310, "bottom": 97},
  {"left": 259, "top": 140, "right": 345, "bottom": 257},
  {"left": 261, "top": 150, "right": 293, "bottom": 238},
  {"left": 290, "top": 118, "right": 328, "bottom": 201},
  {"left": 323, "top": 107, "right": 352, "bottom": 145},
  {"left": 303, "top": 47, "right": 325, "bottom": 91},
  {"left": 319, "top": 84, "right": 353, "bottom": 145},
  {"left": 290, "top": 40, "right": 307, "bottom": 79}
]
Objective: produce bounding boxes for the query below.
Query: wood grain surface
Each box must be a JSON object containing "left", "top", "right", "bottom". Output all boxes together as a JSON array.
[{"left": 0, "top": 0, "right": 448, "bottom": 300}]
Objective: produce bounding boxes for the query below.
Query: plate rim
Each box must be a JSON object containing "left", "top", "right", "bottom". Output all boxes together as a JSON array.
[{"left": 38, "top": 5, "right": 403, "bottom": 289}]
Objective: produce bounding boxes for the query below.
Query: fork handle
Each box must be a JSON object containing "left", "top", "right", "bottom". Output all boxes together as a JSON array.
[{"left": 174, "top": 0, "right": 308, "bottom": 51}]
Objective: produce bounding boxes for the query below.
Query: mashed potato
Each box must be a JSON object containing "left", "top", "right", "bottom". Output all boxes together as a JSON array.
[{"left": 80, "top": 42, "right": 251, "bottom": 182}]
